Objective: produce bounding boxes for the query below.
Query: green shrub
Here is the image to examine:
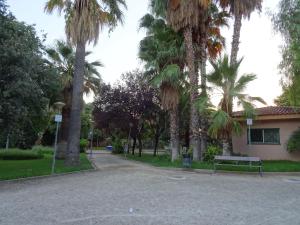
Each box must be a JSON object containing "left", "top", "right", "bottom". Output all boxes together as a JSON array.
[
  {"left": 112, "top": 138, "right": 123, "bottom": 154},
  {"left": 0, "top": 149, "right": 44, "bottom": 160},
  {"left": 32, "top": 145, "right": 53, "bottom": 155},
  {"left": 287, "top": 128, "right": 300, "bottom": 152},
  {"left": 80, "top": 139, "right": 89, "bottom": 153},
  {"left": 203, "top": 145, "right": 222, "bottom": 162}
]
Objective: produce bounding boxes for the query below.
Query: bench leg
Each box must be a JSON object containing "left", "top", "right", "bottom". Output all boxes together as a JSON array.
[{"left": 259, "top": 162, "right": 263, "bottom": 177}]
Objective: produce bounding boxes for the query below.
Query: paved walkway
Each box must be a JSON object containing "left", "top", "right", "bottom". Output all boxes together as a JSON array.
[{"left": 1, "top": 152, "right": 300, "bottom": 225}]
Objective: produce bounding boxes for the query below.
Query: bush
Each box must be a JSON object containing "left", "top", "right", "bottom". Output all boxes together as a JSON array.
[
  {"left": 0, "top": 149, "right": 44, "bottom": 160},
  {"left": 287, "top": 128, "right": 300, "bottom": 152},
  {"left": 80, "top": 139, "right": 89, "bottom": 153},
  {"left": 203, "top": 145, "right": 222, "bottom": 162},
  {"left": 112, "top": 137, "right": 123, "bottom": 154},
  {"left": 32, "top": 145, "right": 53, "bottom": 155}
]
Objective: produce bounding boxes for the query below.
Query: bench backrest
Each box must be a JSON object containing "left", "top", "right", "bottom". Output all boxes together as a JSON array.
[{"left": 214, "top": 155, "right": 261, "bottom": 162}]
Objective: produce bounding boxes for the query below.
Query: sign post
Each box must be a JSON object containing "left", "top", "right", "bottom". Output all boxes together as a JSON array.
[
  {"left": 247, "top": 118, "right": 253, "bottom": 149},
  {"left": 51, "top": 102, "right": 65, "bottom": 174}
]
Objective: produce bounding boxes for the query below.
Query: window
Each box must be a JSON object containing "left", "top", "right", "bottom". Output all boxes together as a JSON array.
[{"left": 247, "top": 128, "right": 280, "bottom": 145}]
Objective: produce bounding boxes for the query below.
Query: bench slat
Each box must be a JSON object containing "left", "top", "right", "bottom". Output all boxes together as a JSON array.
[{"left": 214, "top": 155, "right": 261, "bottom": 162}]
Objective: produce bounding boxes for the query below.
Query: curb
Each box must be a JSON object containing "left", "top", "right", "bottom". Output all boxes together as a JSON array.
[{"left": 122, "top": 158, "right": 300, "bottom": 177}]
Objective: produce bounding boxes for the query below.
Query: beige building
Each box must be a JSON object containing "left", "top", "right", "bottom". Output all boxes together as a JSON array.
[{"left": 232, "top": 106, "right": 300, "bottom": 161}]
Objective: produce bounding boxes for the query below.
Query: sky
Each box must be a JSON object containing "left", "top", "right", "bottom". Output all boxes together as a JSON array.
[{"left": 6, "top": 0, "right": 283, "bottom": 106}]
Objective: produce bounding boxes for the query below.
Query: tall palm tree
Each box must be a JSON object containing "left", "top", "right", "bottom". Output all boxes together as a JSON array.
[
  {"left": 46, "top": 40, "right": 102, "bottom": 159},
  {"left": 139, "top": 13, "right": 185, "bottom": 162},
  {"left": 151, "top": 0, "right": 212, "bottom": 161},
  {"left": 195, "top": 3, "right": 228, "bottom": 155},
  {"left": 208, "top": 55, "right": 265, "bottom": 155},
  {"left": 45, "top": 0, "right": 126, "bottom": 166},
  {"left": 220, "top": 0, "right": 262, "bottom": 65}
]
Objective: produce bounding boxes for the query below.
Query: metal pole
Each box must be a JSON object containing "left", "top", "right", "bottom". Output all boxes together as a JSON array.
[
  {"left": 90, "top": 127, "right": 94, "bottom": 158},
  {"left": 248, "top": 125, "right": 251, "bottom": 148},
  {"left": 52, "top": 121, "right": 59, "bottom": 174},
  {"left": 5, "top": 133, "right": 9, "bottom": 150}
]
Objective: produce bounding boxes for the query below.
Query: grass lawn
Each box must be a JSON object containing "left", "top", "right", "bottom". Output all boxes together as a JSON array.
[
  {"left": 0, "top": 153, "right": 93, "bottom": 181},
  {"left": 125, "top": 154, "right": 300, "bottom": 172}
]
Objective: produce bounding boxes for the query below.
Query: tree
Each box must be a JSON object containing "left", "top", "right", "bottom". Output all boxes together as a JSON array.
[
  {"left": 45, "top": 0, "right": 126, "bottom": 166},
  {"left": 195, "top": 3, "right": 228, "bottom": 155},
  {"left": 46, "top": 40, "right": 102, "bottom": 158},
  {"left": 93, "top": 70, "right": 161, "bottom": 156},
  {"left": 139, "top": 13, "right": 185, "bottom": 161},
  {"left": 151, "top": 0, "right": 214, "bottom": 160},
  {"left": 0, "top": 1, "right": 59, "bottom": 149},
  {"left": 220, "top": 0, "right": 262, "bottom": 65},
  {"left": 208, "top": 55, "right": 265, "bottom": 155},
  {"left": 272, "top": 0, "right": 300, "bottom": 107}
]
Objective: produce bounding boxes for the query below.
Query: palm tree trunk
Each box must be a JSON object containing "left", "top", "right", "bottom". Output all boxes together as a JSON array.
[
  {"left": 170, "top": 106, "right": 179, "bottom": 162},
  {"left": 184, "top": 26, "right": 201, "bottom": 161},
  {"left": 65, "top": 41, "right": 86, "bottom": 166},
  {"left": 56, "top": 89, "right": 71, "bottom": 159},
  {"left": 199, "top": 30, "right": 208, "bottom": 156},
  {"left": 222, "top": 139, "right": 230, "bottom": 156},
  {"left": 230, "top": 13, "right": 242, "bottom": 66}
]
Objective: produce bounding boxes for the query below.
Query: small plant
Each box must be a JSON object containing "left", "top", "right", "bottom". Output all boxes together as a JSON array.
[
  {"left": 80, "top": 139, "right": 89, "bottom": 153},
  {"left": 112, "top": 137, "right": 124, "bottom": 154},
  {"left": 287, "top": 128, "right": 300, "bottom": 152},
  {"left": 203, "top": 145, "right": 222, "bottom": 162}
]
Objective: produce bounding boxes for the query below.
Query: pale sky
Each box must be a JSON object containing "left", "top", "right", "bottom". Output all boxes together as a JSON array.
[{"left": 6, "top": 0, "right": 283, "bottom": 106}]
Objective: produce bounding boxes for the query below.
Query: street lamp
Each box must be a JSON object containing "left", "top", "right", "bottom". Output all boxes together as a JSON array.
[{"left": 52, "top": 102, "right": 65, "bottom": 174}]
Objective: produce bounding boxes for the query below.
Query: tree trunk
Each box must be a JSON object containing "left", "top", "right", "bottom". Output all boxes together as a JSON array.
[
  {"left": 170, "top": 107, "right": 179, "bottom": 162},
  {"left": 222, "top": 139, "right": 231, "bottom": 156},
  {"left": 230, "top": 13, "right": 242, "bottom": 66},
  {"left": 153, "top": 125, "right": 160, "bottom": 157},
  {"left": 199, "top": 29, "right": 208, "bottom": 157},
  {"left": 184, "top": 26, "right": 201, "bottom": 161},
  {"left": 56, "top": 90, "right": 71, "bottom": 159},
  {"left": 138, "top": 136, "right": 142, "bottom": 157},
  {"left": 132, "top": 137, "right": 136, "bottom": 155},
  {"left": 65, "top": 41, "right": 86, "bottom": 166}
]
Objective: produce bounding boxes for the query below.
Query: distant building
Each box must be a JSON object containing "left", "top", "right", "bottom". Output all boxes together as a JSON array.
[{"left": 232, "top": 106, "right": 300, "bottom": 161}]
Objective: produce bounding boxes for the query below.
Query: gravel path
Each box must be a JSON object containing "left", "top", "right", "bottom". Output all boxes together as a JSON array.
[{"left": 1, "top": 152, "right": 300, "bottom": 225}]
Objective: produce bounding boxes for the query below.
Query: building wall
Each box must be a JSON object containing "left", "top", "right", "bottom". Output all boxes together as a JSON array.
[{"left": 232, "top": 119, "right": 300, "bottom": 161}]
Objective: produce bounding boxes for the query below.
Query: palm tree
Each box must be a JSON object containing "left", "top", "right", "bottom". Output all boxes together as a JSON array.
[
  {"left": 46, "top": 40, "right": 102, "bottom": 159},
  {"left": 220, "top": 0, "right": 262, "bottom": 65},
  {"left": 208, "top": 55, "right": 265, "bottom": 155},
  {"left": 150, "top": 0, "right": 213, "bottom": 160},
  {"left": 45, "top": 0, "right": 126, "bottom": 166},
  {"left": 139, "top": 13, "right": 185, "bottom": 162},
  {"left": 195, "top": 3, "right": 228, "bottom": 155}
]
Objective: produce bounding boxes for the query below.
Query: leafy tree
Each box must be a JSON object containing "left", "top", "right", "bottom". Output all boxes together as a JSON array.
[
  {"left": 208, "top": 55, "right": 265, "bottom": 155},
  {"left": 46, "top": 40, "right": 102, "bottom": 158},
  {"left": 45, "top": 0, "right": 127, "bottom": 166},
  {"left": 272, "top": 0, "right": 300, "bottom": 106},
  {"left": 93, "top": 70, "right": 161, "bottom": 156},
  {"left": 0, "top": 1, "right": 59, "bottom": 149}
]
